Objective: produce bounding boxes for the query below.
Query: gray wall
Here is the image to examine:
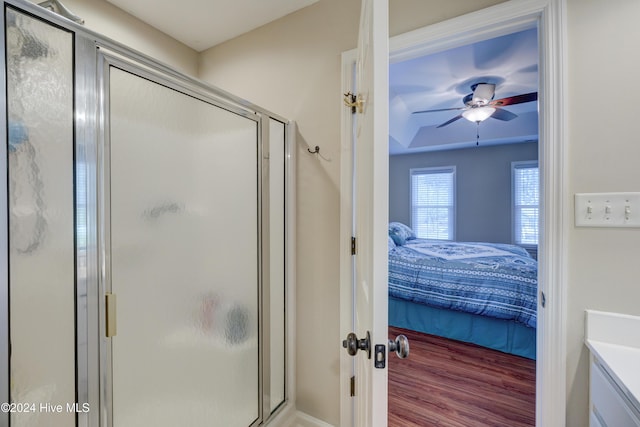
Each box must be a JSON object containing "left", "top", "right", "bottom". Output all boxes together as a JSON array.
[{"left": 389, "top": 142, "right": 538, "bottom": 243}]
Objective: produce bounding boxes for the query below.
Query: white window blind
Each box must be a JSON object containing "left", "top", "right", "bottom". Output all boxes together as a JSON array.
[
  {"left": 513, "top": 161, "right": 539, "bottom": 245},
  {"left": 410, "top": 167, "right": 455, "bottom": 240}
]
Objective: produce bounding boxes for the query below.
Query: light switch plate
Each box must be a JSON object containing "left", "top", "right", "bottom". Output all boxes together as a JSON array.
[{"left": 575, "top": 192, "right": 640, "bottom": 227}]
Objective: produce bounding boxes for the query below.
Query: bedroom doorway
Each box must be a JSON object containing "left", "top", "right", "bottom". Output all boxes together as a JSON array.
[
  {"left": 340, "top": 0, "right": 568, "bottom": 425},
  {"left": 386, "top": 26, "right": 539, "bottom": 426}
]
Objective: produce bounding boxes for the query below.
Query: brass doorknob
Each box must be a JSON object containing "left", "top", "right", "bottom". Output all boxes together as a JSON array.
[{"left": 342, "top": 331, "right": 371, "bottom": 358}]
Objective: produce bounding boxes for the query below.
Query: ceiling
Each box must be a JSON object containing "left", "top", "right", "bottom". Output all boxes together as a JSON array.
[
  {"left": 105, "top": 0, "right": 319, "bottom": 52},
  {"left": 389, "top": 28, "right": 539, "bottom": 155},
  {"left": 101, "top": 2, "right": 537, "bottom": 154}
]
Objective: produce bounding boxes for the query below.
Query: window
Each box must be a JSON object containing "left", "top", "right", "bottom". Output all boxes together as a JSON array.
[
  {"left": 410, "top": 167, "right": 455, "bottom": 240},
  {"left": 512, "top": 161, "right": 539, "bottom": 245}
]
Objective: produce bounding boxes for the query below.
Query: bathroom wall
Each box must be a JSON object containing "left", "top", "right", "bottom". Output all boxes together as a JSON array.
[
  {"left": 566, "top": 1, "right": 640, "bottom": 425},
  {"left": 198, "top": 0, "right": 507, "bottom": 423},
  {"left": 199, "top": 0, "right": 640, "bottom": 425}
]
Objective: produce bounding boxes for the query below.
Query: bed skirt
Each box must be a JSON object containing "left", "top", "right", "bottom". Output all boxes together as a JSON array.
[{"left": 389, "top": 296, "right": 536, "bottom": 360}]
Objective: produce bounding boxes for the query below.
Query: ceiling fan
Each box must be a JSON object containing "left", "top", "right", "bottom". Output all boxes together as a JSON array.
[{"left": 412, "top": 83, "right": 538, "bottom": 128}]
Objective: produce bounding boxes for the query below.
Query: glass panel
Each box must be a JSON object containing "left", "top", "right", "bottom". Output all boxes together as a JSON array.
[
  {"left": 6, "top": 8, "right": 75, "bottom": 427},
  {"left": 268, "top": 119, "right": 286, "bottom": 413},
  {"left": 109, "top": 67, "right": 259, "bottom": 427}
]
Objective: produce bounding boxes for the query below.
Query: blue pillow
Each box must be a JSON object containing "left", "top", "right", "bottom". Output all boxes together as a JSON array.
[
  {"left": 388, "top": 222, "right": 416, "bottom": 245},
  {"left": 388, "top": 235, "right": 397, "bottom": 251},
  {"left": 389, "top": 229, "right": 406, "bottom": 246}
]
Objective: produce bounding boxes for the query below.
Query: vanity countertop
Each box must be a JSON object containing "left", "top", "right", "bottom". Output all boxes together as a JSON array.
[{"left": 585, "top": 309, "right": 640, "bottom": 413}]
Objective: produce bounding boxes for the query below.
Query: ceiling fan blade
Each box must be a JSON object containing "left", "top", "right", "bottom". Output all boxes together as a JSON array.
[
  {"left": 490, "top": 92, "right": 537, "bottom": 107},
  {"left": 491, "top": 108, "right": 518, "bottom": 121},
  {"left": 412, "top": 106, "right": 465, "bottom": 114},
  {"left": 436, "top": 114, "right": 464, "bottom": 128},
  {"left": 471, "top": 83, "right": 495, "bottom": 104}
]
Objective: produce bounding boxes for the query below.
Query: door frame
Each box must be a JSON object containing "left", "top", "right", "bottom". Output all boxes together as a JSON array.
[{"left": 339, "top": 0, "right": 568, "bottom": 425}]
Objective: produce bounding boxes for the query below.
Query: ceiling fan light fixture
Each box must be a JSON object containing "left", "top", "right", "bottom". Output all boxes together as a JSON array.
[{"left": 462, "top": 106, "right": 496, "bottom": 123}]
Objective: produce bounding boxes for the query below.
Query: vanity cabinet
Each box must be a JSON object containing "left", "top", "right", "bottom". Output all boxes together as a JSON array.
[
  {"left": 585, "top": 310, "right": 640, "bottom": 427},
  {"left": 590, "top": 355, "right": 640, "bottom": 427}
]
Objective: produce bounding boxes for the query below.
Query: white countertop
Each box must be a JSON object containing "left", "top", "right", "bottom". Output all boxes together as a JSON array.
[{"left": 585, "top": 310, "right": 640, "bottom": 413}]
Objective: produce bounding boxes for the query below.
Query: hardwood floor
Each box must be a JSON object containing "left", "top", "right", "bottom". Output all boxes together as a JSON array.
[{"left": 388, "top": 326, "right": 536, "bottom": 427}]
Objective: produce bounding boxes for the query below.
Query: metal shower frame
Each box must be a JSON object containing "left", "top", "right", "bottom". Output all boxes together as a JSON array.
[{"left": 0, "top": 0, "right": 294, "bottom": 426}]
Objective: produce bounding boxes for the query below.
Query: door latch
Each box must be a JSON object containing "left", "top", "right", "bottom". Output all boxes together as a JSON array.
[{"left": 374, "top": 344, "right": 386, "bottom": 369}]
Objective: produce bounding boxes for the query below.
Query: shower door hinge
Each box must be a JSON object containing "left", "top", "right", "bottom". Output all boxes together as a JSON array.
[
  {"left": 105, "top": 292, "right": 117, "bottom": 338},
  {"left": 351, "top": 237, "right": 357, "bottom": 255},
  {"left": 350, "top": 376, "right": 356, "bottom": 396}
]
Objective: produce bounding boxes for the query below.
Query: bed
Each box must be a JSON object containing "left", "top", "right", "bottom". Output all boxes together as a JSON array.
[{"left": 388, "top": 222, "right": 537, "bottom": 359}]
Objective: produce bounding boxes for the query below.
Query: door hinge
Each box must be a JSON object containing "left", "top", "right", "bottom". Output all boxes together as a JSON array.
[
  {"left": 351, "top": 236, "right": 357, "bottom": 255},
  {"left": 105, "top": 292, "right": 117, "bottom": 338},
  {"left": 350, "top": 376, "right": 356, "bottom": 396},
  {"left": 343, "top": 92, "right": 364, "bottom": 114},
  {"left": 344, "top": 92, "right": 357, "bottom": 114}
]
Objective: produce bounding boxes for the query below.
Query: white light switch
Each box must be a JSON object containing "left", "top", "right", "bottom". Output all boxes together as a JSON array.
[{"left": 575, "top": 192, "right": 640, "bottom": 227}]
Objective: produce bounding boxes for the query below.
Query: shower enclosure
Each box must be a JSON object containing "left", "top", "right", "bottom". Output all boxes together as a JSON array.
[{"left": 1, "top": 1, "right": 292, "bottom": 426}]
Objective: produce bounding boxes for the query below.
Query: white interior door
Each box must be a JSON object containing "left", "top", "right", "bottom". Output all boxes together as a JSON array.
[{"left": 348, "top": 0, "right": 389, "bottom": 425}]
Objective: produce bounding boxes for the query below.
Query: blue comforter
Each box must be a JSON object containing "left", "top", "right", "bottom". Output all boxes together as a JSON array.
[{"left": 388, "top": 239, "right": 537, "bottom": 328}]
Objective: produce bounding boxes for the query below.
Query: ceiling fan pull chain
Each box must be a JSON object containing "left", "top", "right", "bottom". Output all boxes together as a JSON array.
[{"left": 476, "top": 121, "right": 480, "bottom": 146}]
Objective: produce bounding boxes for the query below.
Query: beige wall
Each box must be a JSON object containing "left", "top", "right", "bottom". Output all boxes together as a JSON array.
[
  {"left": 28, "top": 0, "right": 198, "bottom": 75},
  {"left": 200, "top": 0, "right": 640, "bottom": 426},
  {"left": 566, "top": 0, "right": 640, "bottom": 426},
  {"left": 199, "top": 1, "right": 361, "bottom": 421},
  {"left": 198, "top": 0, "right": 505, "bottom": 424}
]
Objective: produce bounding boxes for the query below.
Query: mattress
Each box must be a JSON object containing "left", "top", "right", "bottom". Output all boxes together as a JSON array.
[{"left": 388, "top": 239, "right": 538, "bottom": 328}]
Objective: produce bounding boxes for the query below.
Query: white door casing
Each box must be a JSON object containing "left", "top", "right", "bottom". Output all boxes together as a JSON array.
[
  {"left": 341, "top": 0, "right": 389, "bottom": 426},
  {"left": 340, "top": 0, "right": 567, "bottom": 426}
]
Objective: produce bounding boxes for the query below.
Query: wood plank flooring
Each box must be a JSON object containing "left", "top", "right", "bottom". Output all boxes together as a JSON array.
[{"left": 388, "top": 326, "right": 536, "bottom": 427}]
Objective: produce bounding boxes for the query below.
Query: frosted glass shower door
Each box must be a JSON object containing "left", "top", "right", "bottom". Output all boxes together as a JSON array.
[
  {"left": 5, "top": 7, "right": 75, "bottom": 427},
  {"left": 107, "top": 66, "right": 260, "bottom": 427}
]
